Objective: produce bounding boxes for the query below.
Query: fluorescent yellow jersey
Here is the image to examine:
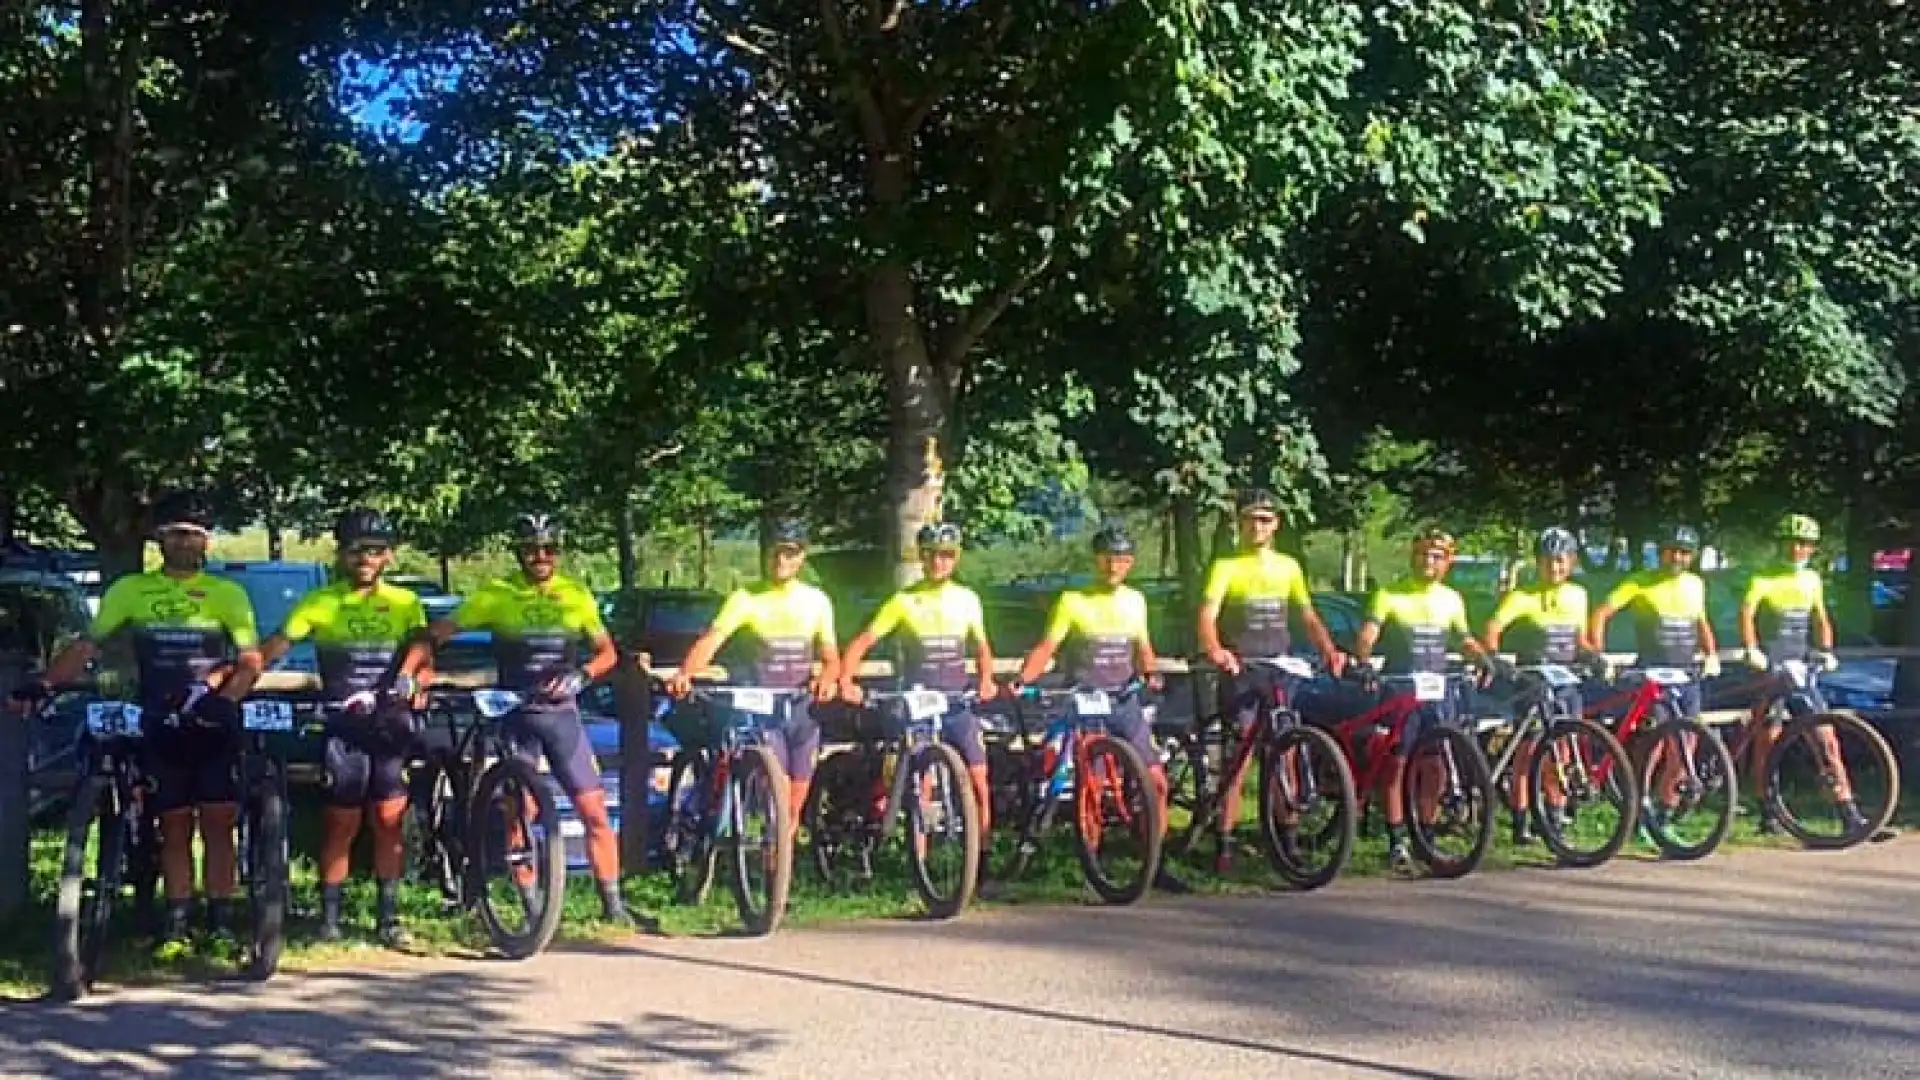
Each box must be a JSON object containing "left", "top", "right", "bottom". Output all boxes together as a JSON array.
[
  {"left": 863, "top": 580, "right": 987, "bottom": 691},
  {"left": 708, "top": 580, "right": 836, "bottom": 689},
  {"left": 1202, "top": 547, "right": 1312, "bottom": 657},
  {"left": 1602, "top": 570, "right": 1706, "bottom": 667},
  {"left": 1743, "top": 565, "right": 1825, "bottom": 658},
  {"left": 452, "top": 571, "right": 607, "bottom": 697},
  {"left": 90, "top": 570, "right": 259, "bottom": 707},
  {"left": 1042, "top": 585, "right": 1150, "bottom": 691},
  {"left": 1365, "top": 577, "right": 1468, "bottom": 674},
  {"left": 1489, "top": 581, "right": 1588, "bottom": 665},
  {"left": 282, "top": 580, "right": 428, "bottom": 700}
]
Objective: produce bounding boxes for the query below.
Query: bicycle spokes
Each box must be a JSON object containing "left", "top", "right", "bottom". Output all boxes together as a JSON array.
[{"left": 1767, "top": 715, "right": 1897, "bottom": 846}]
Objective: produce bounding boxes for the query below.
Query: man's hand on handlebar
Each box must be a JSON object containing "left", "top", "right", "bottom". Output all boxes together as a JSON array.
[
  {"left": 665, "top": 671, "right": 694, "bottom": 699},
  {"left": 807, "top": 674, "right": 838, "bottom": 705},
  {"left": 976, "top": 677, "right": 999, "bottom": 703},
  {"left": 1206, "top": 647, "right": 1242, "bottom": 676},
  {"left": 837, "top": 679, "right": 865, "bottom": 706},
  {"left": 1144, "top": 672, "right": 1164, "bottom": 694},
  {"left": 1324, "top": 652, "right": 1349, "bottom": 680}
]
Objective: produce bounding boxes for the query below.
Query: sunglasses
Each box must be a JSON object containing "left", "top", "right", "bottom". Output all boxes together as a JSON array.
[
  {"left": 1242, "top": 512, "right": 1279, "bottom": 525},
  {"left": 519, "top": 544, "right": 560, "bottom": 557},
  {"left": 347, "top": 544, "right": 391, "bottom": 559}
]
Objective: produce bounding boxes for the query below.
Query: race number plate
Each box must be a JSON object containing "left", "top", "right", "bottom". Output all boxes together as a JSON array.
[
  {"left": 1777, "top": 659, "right": 1810, "bottom": 687},
  {"left": 1535, "top": 664, "right": 1580, "bottom": 689},
  {"left": 84, "top": 702, "right": 141, "bottom": 737},
  {"left": 242, "top": 700, "right": 295, "bottom": 731},
  {"left": 905, "top": 690, "right": 948, "bottom": 721},
  {"left": 1270, "top": 656, "right": 1315, "bottom": 680},
  {"left": 1073, "top": 691, "right": 1112, "bottom": 717},
  {"left": 1643, "top": 667, "right": 1692, "bottom": 687},
  {"left": 1411, "top": 673, "right": 1448, "bottom": 702},
  {"left": 730, "top": 689, "right": 776, "bottom": 716}
]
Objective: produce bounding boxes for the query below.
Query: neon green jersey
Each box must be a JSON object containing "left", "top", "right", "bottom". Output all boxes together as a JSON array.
[
  {"left": 90, "top": 570, "right": 258, "bottom": 706},
  {"left": 452, "top": 571, "right": 607, "bottom": 697},
  {"left": 1489, "top": 582, "right": 1588, "bottom": 665},
  {"left": 1042, "top": 585, "right": 1149, "bottom": 691},
  {"left": 1201, "top": 548, "right": 1311, "bottom": 657},
  {"left": 282, "top": 580, "right": 428, "bottom": 699},
  {"left": 708, "top": 580, "right": 836, "bottom": 689},
  {"left": 1742, "top": 564, "right": 1824, "bottom": 658},
  {"left": 863, "top": 581, "right": 987, "bottom": 691},
  {"left": 1365, "top": 577, "right": 1468, "bottom": 674},
  {"left": 1602, "top": 570, "right": 1705, "bottom": 667}
]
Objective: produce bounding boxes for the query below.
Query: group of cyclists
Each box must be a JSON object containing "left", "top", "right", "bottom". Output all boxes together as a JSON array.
[{"left": 4, "top": 483, "right": 1876, "bottom": 954}]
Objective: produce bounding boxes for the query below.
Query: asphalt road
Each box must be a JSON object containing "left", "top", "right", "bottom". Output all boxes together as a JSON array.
[{"left": 3, "top": 842, "right": 1918, "bottom": 1080}]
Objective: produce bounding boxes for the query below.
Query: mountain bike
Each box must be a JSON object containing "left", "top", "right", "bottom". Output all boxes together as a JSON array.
[
  {"left": 47, "top": 693, "right": 158, "bottom": 1001},
  {"left": 1327, "top": 670, "right": 1495, "bottom": 879},
  {"left": 1162, "top": 656, "right": 1356, "bottom": 889},
  {"left": 230, "top": 693, "right": 322, "bottom": 983},
  {"left": 804, "top": 687, "right": 982, "bottom": 919},
  {"left": 999, "top": 681, "right": 1163, "bottom": 905},
  {"left": 658, "top": 684, "right": 796, "bottom": 936},
  {"left": 1722, "top": 657, "right": 1898, "bottom": 849},
  {"left": 1584, "top": 666, "right": 1737, "bottom": 861},
  {"left": 1480, "top": 663, "right": 1638, "bottom": 868}
]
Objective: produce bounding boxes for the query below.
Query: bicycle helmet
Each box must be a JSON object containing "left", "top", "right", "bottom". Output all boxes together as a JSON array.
[
  {"left": 1776, "top": 513, "right": 1820, "bottom": 543},
  {"left": 151, "top": 491, "right": 213, "bottom": 534},
  {"left": 1535, "top": 527, "right": 1579, "bottom": 558},
  {"left": 511, "top": 512, "right": 564, "bottom": 547},
  {"left": 1663, "top": 525, "right": 1700, "bottom": 552},
  {"left": 917, "top": 522, "right": 963, "bottom": 551},
  {"left": 1412, "top": 527, "right": 1456, "bottom": 558},
  {"left": 767, "top": 518, "right": 809, "bottom": 548},
  {"left": 334, "top": 507, "right": 397, "bottom": 548},
  {"left": 1091, "top": 524, "right": 1135, "bottom": 556},
  {"left": 1235, "top": 488, "right": 1279, "bottom": 515}
]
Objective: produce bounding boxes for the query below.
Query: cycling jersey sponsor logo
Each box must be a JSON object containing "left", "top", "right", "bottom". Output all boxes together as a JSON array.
[
  {"left": 521, "top": 600, "right": 565, "bottom": 627},
  {"left": 148, "top": 596, "right": 198, "bottom": 621},
  {"left": 345, "top": 613, "right": 395, "bottom": 638}
]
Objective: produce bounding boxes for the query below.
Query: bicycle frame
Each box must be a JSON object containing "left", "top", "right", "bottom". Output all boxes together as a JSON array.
[
  {"left": 861, "top": 689, "right": 977, "bottom": 840},
  {"left": 689, "top": 686, "right": 802, "bottom": 846},
  {"left": 1196, "top": 657, "right": 1317, "bottom": 830},
  {"left": 1327, "top": 684, "right": 1425, "bottom": 799},
  {"left": 1008, "top": 684, "right": 1143, "bottom": 851}
]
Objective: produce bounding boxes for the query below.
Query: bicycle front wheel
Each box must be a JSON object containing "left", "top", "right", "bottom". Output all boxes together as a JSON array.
[
  {"left": 1530, "top": 717, "right": 1639, "bottom": 869},
  {"left": 804, "top": 746, "right": 880, "bottom": 890},
  {"left": 1259, "top": 723, "right": 1357, "bottom": 891},
  {"left": 1635, "top": 718, "right": 1736, "bottom": 861},
  {"left": 245, "top": 782, "right": 289, "bottom": 982},
  {"left": 52, "top": 775, "right": 121, "bottom": 1001},
  {"left": 467, "top": 757, "right": 568, "bottom": 959},
  {"left": 728, "top": 746, "right": 792, "bottom": 936},
  {"left": 906, "top": 742, "right": 980, "bottom": 919},
  {"left": 1073, "top": 735, "right": 1163, "bottom": 905},
  {"left": 1404, "top": 726, "right": 1496, "bottom": 879},
  {"left": 1765, "top": 711, "right": 1900, "bottom": 850}
]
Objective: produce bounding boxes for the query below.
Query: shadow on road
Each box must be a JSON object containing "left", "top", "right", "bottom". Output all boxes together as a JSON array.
[{"left": 0, "top": 967, "right": 782, "bottom": 1078}]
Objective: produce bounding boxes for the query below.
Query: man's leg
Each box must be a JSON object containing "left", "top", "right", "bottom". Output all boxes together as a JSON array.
[
  {"left": 1215, "top": 671, "right": 1260, "bottom": 868},
  {"left": 193, "top": 736, "right": 241, "bottom": 933},
  {"left": 941, "top": 710, "right": 992, "bottom": 838},
  {"left": 365, "top": 732, "right": 412, "bottom": 945},
  {"left": 535, "top": 707, "right": 630, "bottom": 923},
  {"left": 319, "top": 733, "right": 372, "bottom": 940}
]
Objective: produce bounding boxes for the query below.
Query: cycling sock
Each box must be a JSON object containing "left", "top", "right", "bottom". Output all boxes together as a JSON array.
[
  {"left": 597, "top": 878, "right": 625, "bottom": 916},
  {"left": 375, "top": 879, "right": 400, "bottom": 925},
  {"left": 321, "top": 884, "right": 344, "bottom": 929},
  {"left": 164, "top": 899, "right": 192, "bottom": 938}
]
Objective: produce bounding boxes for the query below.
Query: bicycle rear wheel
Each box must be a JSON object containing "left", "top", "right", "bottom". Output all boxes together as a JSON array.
[
  {"left": 1163, "top": 728, "right": 1215, "bottom": 859},
  {"left": 1404, "top": 726, "right": 1496, "bottom": 879},
  {"left": 728, "top": 745, "right": 792, "bottom": 936},
  {"left": 1765, "top": 711, "right": 1900, "bottom": 849},
  {"left": 406, "top": 756, "right": 471, "bottom": 908},
  {"left": 665, "top": 749, "right": 719, "bottom": 905},
  {"left": 1258, "top": 724, "right": 1357, "bottom": 890},
  {"left": 467, "top": 757, "right": 568, "bottom": 959},
  {"left": 1530, "top": 718, "right": 1639, "bottom": 869},
  {"left": 906, "top": 742, "right": 981, "bottom": 919},
  {"left": 1073, "top": 735, "right": 1163, "bottom": 905},
  {"left": 52, "top": 775, "right": 120, "bottom": 1001},
  {"left": 244, "top": 781, "right": 289, "bottom": 982},
  {"left": 1634, "top": 718, "right": 1736, "bottom": 861},
  {"left": 804, "top": 747, "right": 881, "bottom": 889}
]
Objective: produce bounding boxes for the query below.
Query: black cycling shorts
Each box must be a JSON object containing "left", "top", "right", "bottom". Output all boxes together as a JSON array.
[
  {"left": 323, "top": 702, "right": 414, "bottom": 808},
  {"left": 507, "top": 705, "right": 603, "bottom": 798}
]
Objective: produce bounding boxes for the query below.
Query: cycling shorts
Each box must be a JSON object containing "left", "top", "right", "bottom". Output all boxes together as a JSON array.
[
  {"left": 142, "top": 721, "right": 238, "bottom": 813},
  {"left": 507, "top": 705, "right": 603, "bottom": 798},
  {"left": 1217, "top": 665, "right": 1308, "bottom": 736},
  {"left": 1380, "top": 676, "right": 1468, "bottom": 756},
  {"left": 323, "top": 702, "right": 414, "bottom": 808},
  {"left": 941, "top": 708, "right": 986, "bottom": 768},
  {"left": 1100, "top": 698, "right": 1160, "bottom": 772},
  {"left": 761, "top": 700, "right": 821, "bottom": 784}
]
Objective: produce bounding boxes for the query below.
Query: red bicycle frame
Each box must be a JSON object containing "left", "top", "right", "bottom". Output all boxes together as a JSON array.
[{"left": 1328, "top": 689, "right": 1423, "bottom": 806}]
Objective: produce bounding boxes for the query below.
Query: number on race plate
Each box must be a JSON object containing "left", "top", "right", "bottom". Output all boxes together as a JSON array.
[
  {"left": 1643, "top": 667, "right": 1692, "bottom": 687},
  {"left": 242, "top": 700, "right": 294, "bottom": 731},
  {"left": 1072, "top": 690, "right": 1112, "bottom": 717},
  {"left": 1777, "top": 659, "right": 1810, "bottom": 687},
  {"left": 84, "top": 702, "right": 141, "bottom": 737},
  {"left": 904, "top": 690, "right": 948, "bottom": 721},
  {"left": 1534, "top": 664, "right": 1580, "bottom": 689},
  {"left": 1271, "top": 656, "right": 1315, "bottom": 680},
  {"left": 1411, "top": 673, "right": 1449, "bottom": 702},
  {"left": 730, "top": 688, "right": 776, "bottom": 716}
]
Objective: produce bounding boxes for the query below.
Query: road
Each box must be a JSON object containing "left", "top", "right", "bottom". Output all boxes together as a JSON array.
[{"left": 3, "top": 842, "right": 1918, "bottom": 1080}]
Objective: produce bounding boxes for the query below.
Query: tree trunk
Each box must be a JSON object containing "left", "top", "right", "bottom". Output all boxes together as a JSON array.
[
  {"left": 1340, "top": 532, "right": 1356, "bottom": 593},
  {"left": 437, "top": 553, "right": 451, "bottom": 592},
  {"left": 1158, "top": 509, "right": 1174, "bottom": 577},
  {"left": 1170, "top": 496, "right": 1204, "bottom": 627},
  {"left": 263, "top": 494, "right": 283, "bottom": 562},
  {"left": 696, "top": 509, "right": 712, "bottom": 590},
  {"left": 874, "top": 264, "right": 947, "bottom": 588},
  {"left": 615, "top": 498, "right": 638, "bottom": 599},
  {"left": 1208, "top": 508, "right": 1235, "bottom": 565}
]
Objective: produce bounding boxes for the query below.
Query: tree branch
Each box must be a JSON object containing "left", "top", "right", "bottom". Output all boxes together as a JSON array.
[
  {"left": 692, "top": 0, "right": 783, "bottom": 63},
  {"left": 818, "top": 0, "right": 889, "bottom": 151},
  {"left": 900, "top": 0, "right": 1013, "bottom": 138}
]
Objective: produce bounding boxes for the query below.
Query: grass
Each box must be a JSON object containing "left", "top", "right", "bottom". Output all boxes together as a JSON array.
[{"left": 0, "top": 765, "right": 1889, "bottom": 1002}]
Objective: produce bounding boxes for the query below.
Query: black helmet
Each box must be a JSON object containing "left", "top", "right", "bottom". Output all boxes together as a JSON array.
[
  {"left": 511, "top": 512, "right": 563, "bottom": 546},
  {"left": 1663, "top": 525, "right": 1700, "bottom": 553},
  {"left": 767, "top": 518, "right": 808, "bottom": 548},
  {"left": 334, "top": 507, "right": 396, "bottom": 548},
  {"left": 151, "top": 491, "right": 213, "bottom": 533},
  {"left": 1535, "top": 527, "right": 1578, "bottom": 558},
  {"left": 1091, "top": 524, "right": 1135, "bottom": 555},
  {"left": 1235, "top": 488, "right": 1279, "bottom": 515},
  {"left": 917, "top": 522, "right": 962, "bottom": 550}
]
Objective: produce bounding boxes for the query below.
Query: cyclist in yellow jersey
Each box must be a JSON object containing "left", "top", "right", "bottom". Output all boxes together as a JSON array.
[
  {"left": 1016, "top": 524, "right": 1186, "bottom": 892},
  {"left": 670, "top": 518, "right": 841, "bottom": 848},
  {"left": 11, "top": 491, "right": 264, "bottom": 942},
  {"left": 1353, "top": 528, "right": 1497, "bottom": 868},
  {"left": 1738, "top": 514, "right": 1877, "bottom": 836},
  {"left": 1484, "top": 527, "right": 1604, "bottom": 846},
  {"left": 840, "top": 522, "right": 999, "bottom": 837},
  {"left": 258, "top": 509, "right": 428, "bottom": 946},
  {"left": 1195, "top": 488, "right": 1345, "bottom": 873},
  {"left": 404, "top": 512, "right": 630, "bottom": 925}
]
